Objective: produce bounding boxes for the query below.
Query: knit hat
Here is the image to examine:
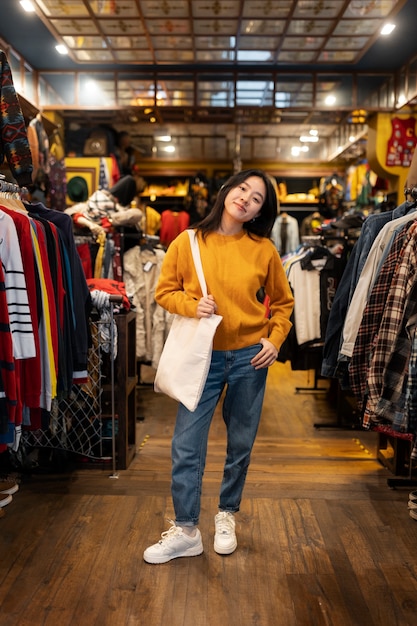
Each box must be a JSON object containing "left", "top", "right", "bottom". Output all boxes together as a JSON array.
[{"left": 67, "top": 176, "right": 89, "bottom": 202}]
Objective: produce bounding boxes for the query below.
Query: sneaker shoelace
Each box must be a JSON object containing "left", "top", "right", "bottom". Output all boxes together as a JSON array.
[
  {"left": 216, "top": 512, "right": 234, "bottom": 534},
  {"left": 159, "top": 521, "right": 184, "bottom": 544}
]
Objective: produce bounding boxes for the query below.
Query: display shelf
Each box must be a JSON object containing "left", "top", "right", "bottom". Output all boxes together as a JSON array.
[
  {"left": 376, "top": 429, "right": 414, "bottom": 477},
  {"left": 139, "top": 194, "right": 186, "bottom": 213}
]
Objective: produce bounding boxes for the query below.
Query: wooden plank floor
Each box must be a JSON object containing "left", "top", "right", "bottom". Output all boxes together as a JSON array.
[{"left": 1, "top": 362, "right": 417, "bottom": 626}]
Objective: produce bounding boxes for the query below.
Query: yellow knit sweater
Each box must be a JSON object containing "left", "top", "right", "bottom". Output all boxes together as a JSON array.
[{"left": 155, "top": 229, "right": 294, "bottom": 351}]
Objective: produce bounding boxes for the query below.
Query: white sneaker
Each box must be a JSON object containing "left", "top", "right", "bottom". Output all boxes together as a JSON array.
[
  {"left": 0, "top": 477, "right": 19, "bottom": 496},
  {"left": 214, "top": 511, "right": 237, "bottom": 555},
  {"left": 143, "top": 521, "right": 204, "bottom": 564}
]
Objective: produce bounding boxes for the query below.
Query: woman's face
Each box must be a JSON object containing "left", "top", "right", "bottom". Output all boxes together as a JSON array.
[{"left": 223, "top": 176, "right": 266, "bottom": 224}]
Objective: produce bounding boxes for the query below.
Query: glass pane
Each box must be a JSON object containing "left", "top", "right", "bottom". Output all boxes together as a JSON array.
[
  {"left": 317, "top": 75, "right": 354, "bottom": 108},
  {"left": 118, "top": 78, "right": 155, "bottom": 108},
  {"left": 8, "top": 50, "right": 21, "bottom": 90},
  {"left": 39, "top": 72, "right": 75, "bottom": 106},
  {"left": 23, "top": 65, "right": 35, "bottom": 103},
  {"left": 197, "top": 78, "right": 234, "bottom": 107},
  {"left": 236, "top": 77, "right": 273, "bottom": 106},
  {"left": 275, "top": 77, "right": 313, "bottom": 108},
  {"left": 79, "top": 75, "right": 116, "bottom": 106}
]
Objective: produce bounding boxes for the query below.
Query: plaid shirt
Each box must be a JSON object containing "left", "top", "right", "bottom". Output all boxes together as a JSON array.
[
  {"left": 404, "top": 316, "right": 417, "bottom": 436},
  {"left": 373, "top": 283, "right": 417, "bottom": 429},
  {"left": 363, "top": 222, "right": 417, "bottom": 428},
  {"left": 349, "top": 221, "right": 415, "bottom": 423}
]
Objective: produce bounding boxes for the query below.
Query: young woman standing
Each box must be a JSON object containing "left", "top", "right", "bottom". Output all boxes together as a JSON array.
[{"left": 144, "top": 169, "right": 294, "bottom": 564}]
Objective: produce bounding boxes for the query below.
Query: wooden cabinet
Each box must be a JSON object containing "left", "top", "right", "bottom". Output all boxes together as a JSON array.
[{"left": 102, "top": 310, "right": 137, "bottom": 469}]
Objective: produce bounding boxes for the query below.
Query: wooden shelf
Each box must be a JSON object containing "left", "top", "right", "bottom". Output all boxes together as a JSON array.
[{"left": 376, "top": 431, "right": 413, "bottom": 477}]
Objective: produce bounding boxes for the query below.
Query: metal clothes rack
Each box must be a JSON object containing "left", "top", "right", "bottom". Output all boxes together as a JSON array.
[
  {"left": 0, "top": 173, "right": 29, "bottom": 198},
  {"left": 23, "top": 295, "right": 122, "bottom": 478}
]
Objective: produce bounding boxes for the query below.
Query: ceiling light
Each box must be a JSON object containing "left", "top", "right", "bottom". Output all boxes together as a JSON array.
[
  {"left": 349, "top": 136, "right": 356, "bottom": 142},
  {"left": 381, "top": 23, "right": 396, "bottom": 36},
  {"left": 301, "top": 146, "right": 309, "bottom": 152},
  {"left": 55, "top": 44, "right": 68, "bottom": 55},
  {"left": 300, "top": 135, "right": 318, "bottom": 142},
  {"left": 20, "top": 0, "right": 35, "bottom": 12},
  {"left": 325, "top": 95, "right": 336, "bottom": 106},
  {"left": 309, "top": 129, "right": 318, "bottom": 136},
  {"left": 397, "top": 94, "right": 407, "bottom": 107},
  {"left": 291, "top": 146, "right": 301, "bottom": 156},
  {"left": 162, "top": 145, "right": 176, "bottom": 153},
  {"left": 154, "top": 134, "right": 171, "bottom": 142}
]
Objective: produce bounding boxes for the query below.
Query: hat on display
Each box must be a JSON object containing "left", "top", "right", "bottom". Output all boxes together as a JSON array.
[
  {"left": 405, "top": 144, "right": 417, "bottom": 199},
  {"left": 67, "top": 176, "right": 89, "bottom": 202}
]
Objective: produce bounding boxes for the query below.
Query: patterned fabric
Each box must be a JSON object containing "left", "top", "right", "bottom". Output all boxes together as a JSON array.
[
  {"left": 373, "top": 283, "right": 417, "bottom": 429},
  {"left": 0, "top": 261, "right": 16, "bottom": 431},
  {"left": 87, "top": 190, "right": 117, "bottom": 220},
  {"left": 48, "top": 155, "right": 67, "bottom": 212},
  {"left": 0, "top": 210, "right": 35, "bottom": 359},
  {"left": 0, "top": 50, "right": 33, "bottom": 187},
  {"left": 404, "top": 316, "right": 417, "bottom": 435},
  {"left": 111, "top": 231, "right": 123, "bottom": 282},
  {"left": 363, "top": 223, "right": 417, "bottom": 427},
  {"left": 349, "top": 222, "right": 414, "bottom": 418}
]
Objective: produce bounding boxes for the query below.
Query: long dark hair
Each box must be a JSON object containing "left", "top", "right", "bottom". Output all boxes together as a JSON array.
[{"left": 196, "top": 169, "right": 278, "bottom": 240}]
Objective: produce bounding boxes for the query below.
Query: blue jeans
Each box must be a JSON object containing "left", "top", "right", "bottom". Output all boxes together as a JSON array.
[{"left": 171, "top": 344, "right": 268, "bottom": 525}]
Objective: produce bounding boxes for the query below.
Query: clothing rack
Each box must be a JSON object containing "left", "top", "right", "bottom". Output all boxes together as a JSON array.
[
  {"left": 118, "top": 227, "right": 162, "bottom": 258},
  {"left": 313, "top": 383, "right": 363, "bottom": 430},
  {"left": 0, "top": 174, "right": 28, "bottom": 197},
  {"left": 295, "top": 361, "right": 328, "bottom": 394},
  {"left": 372, "top": 424, "right": 417, "bottom": 488}
]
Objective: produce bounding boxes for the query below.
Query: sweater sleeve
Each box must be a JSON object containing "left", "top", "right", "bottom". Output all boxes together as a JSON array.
[
  {"left": 0, "top": 50, "right": 33, "bottom": 187},
  {"left": 155, "top": 230, "right": 201, "bottom": 319},
  {"left": 265, "top": 246, "right": 294, "bottom": 350}
]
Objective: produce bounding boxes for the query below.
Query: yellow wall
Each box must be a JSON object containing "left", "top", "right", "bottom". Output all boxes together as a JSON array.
[
  {"left": 65, "top": 156, "right": 114, "bottom": 204},
  {"left": 367, "top": 112, "right": 417, "bottom": 198}
]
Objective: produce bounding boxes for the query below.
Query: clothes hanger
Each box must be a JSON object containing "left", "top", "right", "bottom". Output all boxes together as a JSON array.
[
  {"left": 140, "top": 234, "right": 156, "bottom": 254},
  {"left": 0, "top": 176, "right": 28, "bottom": 212},
  {"left": 404, "top": 186, "right": 417, "bottom": 213}
]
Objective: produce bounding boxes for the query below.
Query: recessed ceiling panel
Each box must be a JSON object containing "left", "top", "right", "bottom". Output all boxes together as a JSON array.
[
  {"left": 4, "top": 0, "right": 411, "bottom": 164},
  {"left": 240, "top": 19, "right": 286, "bottom": 36},
  {"left": 242, "top": 1, "right": 293, "bottom": 18},
  {"left": 36, "top": 0, "right": 90, "bottom": 17},
  {"left": 192, "top": 0, "right": 241, "bottom": 18},
  {"left": 28, "top": 0, "right": 407, "bottom": 67},
  {"left": 293, "top": 0, "right": 345, "bottom": 19},
  {"left": 140, "top": 0, "right": 189, "bottom": 18}
]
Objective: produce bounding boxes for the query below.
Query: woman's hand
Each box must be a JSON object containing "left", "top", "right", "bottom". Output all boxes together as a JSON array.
[
  {"left": 196, "top": 294, "right": 217, "bottom": 318},
  {"left": 251, "top": 338, "right": 278, "bottom": 370}
]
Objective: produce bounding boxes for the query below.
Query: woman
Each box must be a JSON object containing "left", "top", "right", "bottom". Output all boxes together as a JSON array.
[{"left": 144, "top": 169, "right": 294, "bottom": 564}]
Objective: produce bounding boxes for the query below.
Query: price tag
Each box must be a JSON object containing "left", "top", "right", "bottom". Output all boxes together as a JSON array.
[{"left": 143, "top": 260, "right": 154, "bottom": 272}]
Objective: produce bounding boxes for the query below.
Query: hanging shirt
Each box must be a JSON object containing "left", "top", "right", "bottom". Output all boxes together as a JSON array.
[
  {"left": 271, "top": 213, "right": 300, "bottom": 255},
  {"left": 0, "top": 50, "right": 33, "bottom": 187}
]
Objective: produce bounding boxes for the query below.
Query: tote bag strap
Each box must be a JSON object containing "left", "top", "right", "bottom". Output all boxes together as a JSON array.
[{"left": 187, "top": 229, "right": 208, "bottom": 298}]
